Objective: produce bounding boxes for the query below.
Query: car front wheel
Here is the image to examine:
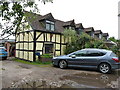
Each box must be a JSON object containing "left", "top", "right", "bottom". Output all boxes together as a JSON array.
[
  {"left": 99, "top": 63, "right": 111, "bottom": 74},
  {"left": 59, "top": 60, "right": 67, "bottom": 69}
]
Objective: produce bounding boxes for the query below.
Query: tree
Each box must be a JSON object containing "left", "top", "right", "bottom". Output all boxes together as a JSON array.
[
  {"left": 63, "top": 29, "right": 109, "bottom": 54},
  {"left": 109, "top": 37, "right": 120, "bottom": 55},
  {"left": 0, "top": 0, "right": 53, "bottom": 38},
  {"left": 109, "top": 37, "right": 117, "bottom": 42}
]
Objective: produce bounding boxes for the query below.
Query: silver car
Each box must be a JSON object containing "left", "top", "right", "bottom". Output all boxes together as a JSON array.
[{"left": 52, "top": 48, "right": 120, "bottom": 74}]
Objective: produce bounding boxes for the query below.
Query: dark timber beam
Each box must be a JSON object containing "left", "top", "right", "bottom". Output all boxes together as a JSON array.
[
  {"left": 60, "top": 34, "right": 62, "bottom": 55},
  {"left": 36, "top": 32, "right": 42, "bottom": 40},
  {"left": 29, "top": 32, "right": 34, "bottom": 40},
  {"left": 33, "top": 30, "right": 36, "bottom": 62}
]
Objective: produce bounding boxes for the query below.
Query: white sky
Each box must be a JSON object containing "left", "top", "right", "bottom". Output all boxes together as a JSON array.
[
  {"left": 37, "top": 0, "right": 119, "bottom": 39},
  {"left": 1, "top": 0, "right": 119, "bottom": 39}
]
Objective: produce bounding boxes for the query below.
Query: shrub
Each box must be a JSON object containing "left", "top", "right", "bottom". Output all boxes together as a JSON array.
[
  {"left": 41, "top": 54, "right": 53, "bottom": 58},
  {"left": 63, "top": 29, "right": 109, "bottom": 54}
]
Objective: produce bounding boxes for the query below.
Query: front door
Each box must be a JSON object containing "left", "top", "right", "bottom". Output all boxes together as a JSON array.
[{"left": 45, "top": 44, "right": 53, "bottom": 54}]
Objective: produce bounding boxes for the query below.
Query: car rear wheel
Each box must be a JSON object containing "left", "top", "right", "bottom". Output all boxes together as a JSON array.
[
  {"left": 59, "top": 60, "right": 67, "bottom": 69},
  {"left": 99, "top": 63, "right": 111, "bottom": 74}
]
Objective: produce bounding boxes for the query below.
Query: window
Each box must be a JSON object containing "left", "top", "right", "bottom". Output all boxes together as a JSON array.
[
  {"left": 79, "top": 29, "right": 83, "bottom": 34},
  {"left": 99, "top": 34, "right": 102, "bottom": 39},
  {"left": 46, "top": 23, "right": 50, "bottom": 30},
  {"left": 73, "top": 50, "right": 87, "bottom": 57},
  {"left": 110, "top": 53, "right": 117, "bottom": 57},
  {"left": 46, "top": 20, "right": 55, "bottom": 31},
  {"left": 96, "top": 34, "right": 99, "bottom": 38},
  {"left": 51, "top": 24, "right": 55, "bottom": 31},
  {"left": 91, "top": 32, "right": 94, "bottom": 37},
  {"left": 87, "top": 50, "right": 106, "bottom": 56},
  {"left": 45, "top": 44, "right": 53, "bottom": 54}
]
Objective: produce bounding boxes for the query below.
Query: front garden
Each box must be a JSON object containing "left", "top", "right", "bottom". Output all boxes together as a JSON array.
[{"left": 13, "top": 57, "right": 52, "bottom": 66}]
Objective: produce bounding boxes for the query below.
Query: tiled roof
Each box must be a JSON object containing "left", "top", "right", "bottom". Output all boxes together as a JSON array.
[
  {"left": 94, "top": 30, "right": 102, "bottom": 34},
  {"left": 102, "top": 33, "right": 109, "bottom": 37},
  {"left": 24, "top": 11, "right": 109, "bottom": 37},
  {"left": 84, "top": 27, "right": 94, "bottom": 32},
  {"left": 25, "top": 11, "right": 75, "bottom": 33},
  {"left": 39, "top": 13, "right": 55, "bottom": 21},
  {"left": 25, "top": 11, "right": 62, "bottom": 33},
  {"left": 63, "top": 19, "right": 75, "bottom": 27},
  {"left": 54, "top": 19, "right": 65, "bottom": 33},
  {"left": 75, "top": 23, "right": 84, "bottom": 29}
]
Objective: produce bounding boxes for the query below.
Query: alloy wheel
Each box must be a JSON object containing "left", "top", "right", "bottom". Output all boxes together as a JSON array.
[
  {"left": 59, "top": 60, "right": 67, "bottom": 69},
  {"left": 99, "top": 63, "right": 110, "bottom": 74}
]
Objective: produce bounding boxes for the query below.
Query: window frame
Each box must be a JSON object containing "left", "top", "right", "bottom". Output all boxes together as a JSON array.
[{"left": 45, "top": 20, "right": 55, "bottom": 31}]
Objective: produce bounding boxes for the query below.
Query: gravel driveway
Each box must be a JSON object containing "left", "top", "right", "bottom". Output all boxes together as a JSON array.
[{"left": 1, "top": 58, "right": 120, "bottom": 89}]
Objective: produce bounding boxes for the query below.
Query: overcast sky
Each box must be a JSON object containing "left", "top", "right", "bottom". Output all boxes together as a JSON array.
[
  {"left": 1, "top": 0, "right": 119, "bottom": 39},
  {"left": 37, "top": 0, "right": 119, "bottom": 39}
]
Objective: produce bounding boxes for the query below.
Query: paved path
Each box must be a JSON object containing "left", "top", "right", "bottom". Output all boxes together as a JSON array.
[{"left": 1, "top": 59, "right": 120, "bottom": 88}]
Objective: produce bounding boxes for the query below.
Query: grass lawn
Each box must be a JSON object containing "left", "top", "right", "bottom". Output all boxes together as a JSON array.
[{"left": 12, "top": 58, "right": 52, "bottom": 67}]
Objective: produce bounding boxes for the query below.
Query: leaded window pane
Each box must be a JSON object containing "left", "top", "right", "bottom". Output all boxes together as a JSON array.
[
  {"left": 51, "top": 24, "right": 55, "bottom": 31},
  {"left": 46, "top": 23, "right": 50, "bottom": 30}
]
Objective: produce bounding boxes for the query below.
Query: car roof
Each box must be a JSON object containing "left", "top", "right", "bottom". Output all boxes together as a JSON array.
[{"left": 81, "top": 48, "right": 112, "bottom": 52}]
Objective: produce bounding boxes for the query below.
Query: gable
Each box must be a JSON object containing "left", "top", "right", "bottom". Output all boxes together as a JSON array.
[
  {"left": 17, "top": 16, "right": 33, "bottom": 33},
  {"left": 39, "top": 13, "right": 55, "bottom": 22},
  {"left": 84, "top": 27, "right": 94, "bottom": 32}
]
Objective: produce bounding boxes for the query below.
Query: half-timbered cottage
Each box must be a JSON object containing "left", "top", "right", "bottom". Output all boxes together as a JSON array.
[{"left": 16, "top": 12, "right": 69, "bottom": 62}]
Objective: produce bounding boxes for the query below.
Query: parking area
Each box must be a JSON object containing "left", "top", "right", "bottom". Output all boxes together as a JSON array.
[{"left": 1, "top": 58, "right": 120, "bottom": 88}]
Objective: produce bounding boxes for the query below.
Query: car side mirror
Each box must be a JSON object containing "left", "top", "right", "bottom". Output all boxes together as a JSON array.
[{"left": 70, "top": 55, "right": 76, "bottom": 58}]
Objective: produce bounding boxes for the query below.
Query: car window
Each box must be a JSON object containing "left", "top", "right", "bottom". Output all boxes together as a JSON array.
[
  {"left": 110, "top": 53, "right": 117, "bottom": 57},
  {"left": 87, "top": 50, "right": 106, "bottom": 57},
  {"left": 74, "top": 50, "right": 87, "bottom": 57}
]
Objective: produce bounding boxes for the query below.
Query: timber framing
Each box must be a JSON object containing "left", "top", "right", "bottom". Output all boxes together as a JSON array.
[{"left": 16, "top": 29, "right": 67, "bottom": 62}]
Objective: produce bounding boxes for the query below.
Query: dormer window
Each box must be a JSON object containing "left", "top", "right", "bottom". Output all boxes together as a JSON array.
[
  {"left": 46, "top": 20, "right": 55, "bottom": 31},
  {"left": 69, "top": 26, "right": 75, "bottom": 30}
]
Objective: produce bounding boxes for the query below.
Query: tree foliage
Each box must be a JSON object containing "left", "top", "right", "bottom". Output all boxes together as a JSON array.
[
  {"left": 63, "top": 29, "right": 109, "bottom": 54},
  {"left": 109, "top": 37, "right": 117, "bottom": 42},
  {"left": 109, "top": 37, "right": 120, "bottom": 57},
  {"left": 0, "top": 0, "right": 53, "bottom": 38}
]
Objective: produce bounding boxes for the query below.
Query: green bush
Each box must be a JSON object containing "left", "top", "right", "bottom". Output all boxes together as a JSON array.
[
  {"left": 41, "top": 54, "right": 53, "bottom": 58},
  {"left": 63, "top": 29, "right": 109, "bottom": 54},
  {"left": 109, "top": 39, "right": 120, "bottom": 57}
]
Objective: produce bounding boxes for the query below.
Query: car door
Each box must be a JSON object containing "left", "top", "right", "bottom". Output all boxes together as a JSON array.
[
  {"left": 67, "top": 50, "right": 87, "bottom": 66},
  {"left": 82, "top": 50, "right": 104, "bottom": 67}
]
